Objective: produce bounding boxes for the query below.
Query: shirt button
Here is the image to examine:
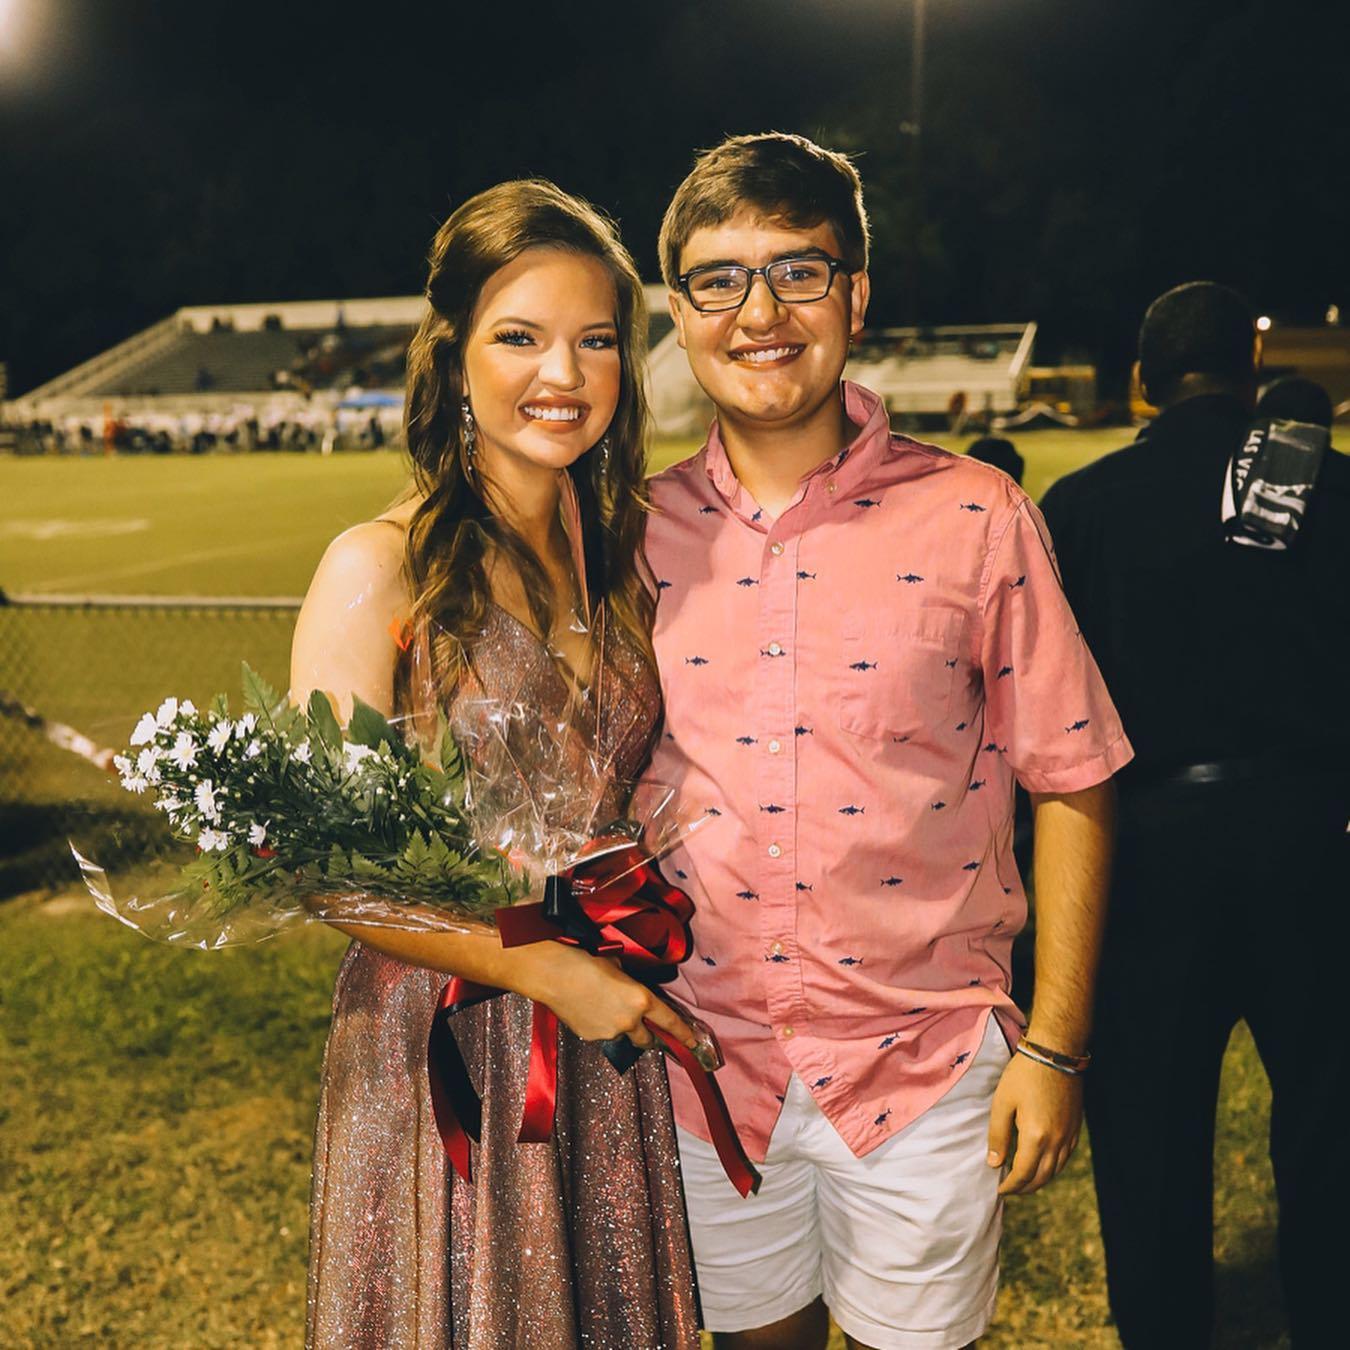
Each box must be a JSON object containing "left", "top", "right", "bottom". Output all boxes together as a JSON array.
[
  {"left": 767, "top": 642, "right": 783, "bottom": 656},
  {"left": 770, "top": 542, "right": 784, "bottom": 556},
  {"left": 781, "top": 1026, "right": 795, "bottom": 1037},
  {"left": 767, "top": 739, "right": 782, "bottom": 754},
  {"left": 770, "top": 941, "right": 783, "bottom": 956},
  {"left": 768, "top": 842, "right": 782, "bottom": 858}
]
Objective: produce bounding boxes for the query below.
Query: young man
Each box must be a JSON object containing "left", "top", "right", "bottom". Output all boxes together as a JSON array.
[{"left": 643, "top": 133, "right": 1133, "bottom": 1350}]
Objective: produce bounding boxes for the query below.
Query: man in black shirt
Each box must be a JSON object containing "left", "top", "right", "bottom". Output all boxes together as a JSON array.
[{"left": 1040, "top": 282, "right": 1350, "bottom": 1349}]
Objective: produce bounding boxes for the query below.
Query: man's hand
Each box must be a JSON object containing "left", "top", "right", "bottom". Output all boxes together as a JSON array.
[{"left": 986, "top": 1049, "right": 1083, "bottom": 1195}]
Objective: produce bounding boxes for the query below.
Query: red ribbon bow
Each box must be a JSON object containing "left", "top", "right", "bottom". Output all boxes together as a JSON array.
[{"left": 427, "top": 841, "right": 760, "bottom": 1197}]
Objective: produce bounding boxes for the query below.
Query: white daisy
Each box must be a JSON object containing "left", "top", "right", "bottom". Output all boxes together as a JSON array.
[
  {"left": 170, "top": 732, "right": 198, "bottom": 771},
  {"left": 244, "top": 739, "right": 262, "bottom": 760},
  {"left": 234, "top": 713, "right": 257, "bottom": 741},
  {"left": 154, "top": 697, "right": 179, "bottom": 728},
  {"left": 135, "top": 747, "right": 160, "bottom": 775},
  {"left": 343, "top": 742, "right": 376, "bottom": 773},
  {"left": 291, "top": 740, "right": 313, "bottom": 764},
  {"left": 129, "top": 714, "right": 158, "bottom": 746},
  {"left": 113, "top": 754, "right": 133, "bottom": 776},
  {"left": 194, "top": 779, "right": 219, "bottom": 820},
  {"left": 206, "top": 721, "right": 232, "bottom": 753},
  {"left": 197, "top": 828, "right": 229, "bottom": 852},
  {"left": 248, "top": 821, "right": 268, "bottom": 847},
  {"left": 123, "top": 775, "right": 149, "bottom": 794},
  {"left": 180, "top": 700, "right": 197, "bottom": 716}
]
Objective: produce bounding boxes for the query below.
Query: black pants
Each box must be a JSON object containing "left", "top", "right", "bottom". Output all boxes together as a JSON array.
[{"left": 1084, "top": 778, "right": 1349, "bottom": 1349}]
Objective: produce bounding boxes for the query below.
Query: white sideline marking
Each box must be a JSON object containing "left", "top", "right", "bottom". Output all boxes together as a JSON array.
[{"left": 0, "top": 518, "right": 151, "bottom": 542}]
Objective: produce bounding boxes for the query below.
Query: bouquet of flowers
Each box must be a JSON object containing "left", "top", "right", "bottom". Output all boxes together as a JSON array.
[
  {"left": 78, "top": 661, "right": 699, "bottom": 946},
  {"left": 75, "top": 661, "right": 759, "bottom": 1195},
  {"left": 77, "top": 665, "right": 526, "bottom": 948}
]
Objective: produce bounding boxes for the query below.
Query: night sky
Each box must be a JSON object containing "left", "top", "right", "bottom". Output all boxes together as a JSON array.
[{"left": 2, "top": 0, "right": 1346, "bottom": 396}]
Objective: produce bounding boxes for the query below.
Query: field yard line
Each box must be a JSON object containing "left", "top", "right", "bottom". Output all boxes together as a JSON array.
[{"left": 26, "top": 533, "right": 321, "bottom": 593}]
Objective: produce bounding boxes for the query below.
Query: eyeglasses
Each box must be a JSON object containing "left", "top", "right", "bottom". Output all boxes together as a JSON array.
[{"left": 677, "top": 253, "right": 851, "bottom": 313}]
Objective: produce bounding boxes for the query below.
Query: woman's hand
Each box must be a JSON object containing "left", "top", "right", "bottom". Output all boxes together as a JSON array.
[{"left": 514, "top": 941, "right": 701, "bottom": 1053}]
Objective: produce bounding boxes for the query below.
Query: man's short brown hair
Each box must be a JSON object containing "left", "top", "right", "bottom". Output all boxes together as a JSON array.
[{"left": 658, "top": 132, "right": 870, "bottom": 287}]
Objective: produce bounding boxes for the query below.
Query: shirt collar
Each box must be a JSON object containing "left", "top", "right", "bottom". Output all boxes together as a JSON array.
[
  {"left": 703, "top": 380, "right": 893, "bottom": 507},
  {"left": 1135, "top": 392, "right": 1251, "bottom": 445}
]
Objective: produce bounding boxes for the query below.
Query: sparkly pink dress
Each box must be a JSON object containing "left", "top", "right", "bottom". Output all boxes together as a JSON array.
[{"left": 306, "top": 608, "right": 700, "bottom": 1349}]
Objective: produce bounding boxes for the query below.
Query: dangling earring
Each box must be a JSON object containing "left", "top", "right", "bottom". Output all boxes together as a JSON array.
[
  {"left": 461, "top": 400, "right": 476, "bottom": 477},
  {"left": 598, "top": 434, "right": 611, "bottom": 470}
]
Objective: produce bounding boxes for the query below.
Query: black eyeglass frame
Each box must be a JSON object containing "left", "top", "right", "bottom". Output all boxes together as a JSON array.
[{"left": 676, "top": 253, "right": 854, "bottom": 313}]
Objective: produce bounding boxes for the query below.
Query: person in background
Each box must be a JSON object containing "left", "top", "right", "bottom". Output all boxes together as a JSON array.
[
  {"left": 964, "top": 435, "right": 1024, "bottom": 485},
  {"left": 1039, "top": 281, "right": 1350, "bottom": 1349},
  {"left": 1254, "top": 374, "right": 1334, "bottom": 430}
]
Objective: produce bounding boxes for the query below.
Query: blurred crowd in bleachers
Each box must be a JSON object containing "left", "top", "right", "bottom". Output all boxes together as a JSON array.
[
  {"left": 1, "top": 309, "right": 415, "bottom": 455},
  {"left": 8, "top": 403, "right": 402, "bottom": 456}
]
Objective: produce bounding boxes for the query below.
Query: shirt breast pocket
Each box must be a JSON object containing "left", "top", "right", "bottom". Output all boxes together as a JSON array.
[{"left": 837, "top": 605, "right": 968, "bottom": 738}]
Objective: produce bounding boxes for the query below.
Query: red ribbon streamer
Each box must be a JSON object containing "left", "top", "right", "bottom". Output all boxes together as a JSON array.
[
  {"left": 427, "top": 842, "right": 760, "bottom": 1197},
  {"left": 518, "top": 1000, "right": 559, "bottom": 1143}
]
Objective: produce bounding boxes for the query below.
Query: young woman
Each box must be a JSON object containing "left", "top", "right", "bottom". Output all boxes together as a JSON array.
[{"left": 291, "top": 181, "right": 701, "bottom": 1349}]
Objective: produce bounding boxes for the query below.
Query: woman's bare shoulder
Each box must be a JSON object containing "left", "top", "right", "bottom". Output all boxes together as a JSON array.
[
  {"left": 304, "top": 514, "right": 414, "bottom": 617},
  {"left": 322, "top": 523, "right": 399, "bottom": 580},
  {"left": 292, "top": 516, "right": 418, "bottom": 713}
]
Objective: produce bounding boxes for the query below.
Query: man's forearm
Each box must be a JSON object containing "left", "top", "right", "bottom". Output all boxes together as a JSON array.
[{"left": 1025, "top": 779, "right": 1116, "bottom": 1055}]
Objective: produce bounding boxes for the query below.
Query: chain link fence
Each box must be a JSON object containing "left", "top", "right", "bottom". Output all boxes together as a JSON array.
[{"left": 0, "top": 592, "right": 300, "bottom": 895}]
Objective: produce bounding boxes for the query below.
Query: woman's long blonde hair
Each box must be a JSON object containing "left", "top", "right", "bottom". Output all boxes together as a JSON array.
[{"left": 403, "top": 180, "right": 655, "bottom": 685}]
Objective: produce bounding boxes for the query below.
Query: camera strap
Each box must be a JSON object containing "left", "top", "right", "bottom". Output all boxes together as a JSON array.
[{"left": 1220, "top": 418, "right": 1329, "bottom": 550}]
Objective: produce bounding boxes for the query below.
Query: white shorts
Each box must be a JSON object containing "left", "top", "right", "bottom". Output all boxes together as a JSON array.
[{"left": 677, "top": 1014, "right": 1009, "bottom": 1350}]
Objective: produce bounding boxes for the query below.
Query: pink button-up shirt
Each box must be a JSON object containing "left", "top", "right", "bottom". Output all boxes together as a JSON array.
[{"left": 643, "top": 382, "right": 1133, "bottom": 1162}]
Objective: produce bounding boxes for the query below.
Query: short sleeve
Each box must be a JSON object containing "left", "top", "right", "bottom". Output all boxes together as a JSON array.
[{"left": 979, "top": 499, "right": 1133, "bottom": 793}]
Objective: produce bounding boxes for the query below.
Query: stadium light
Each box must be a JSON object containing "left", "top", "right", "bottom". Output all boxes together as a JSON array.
[
  {"left": 0, "top": 0, "right": 47, "bottom": 75},
  {"left": 1256, "top": 315, "right": 1273, "bottom": 332},
  {"left": 0, "top": 0, "right": 23, "bottom": 56},
  {"left": 0, "top": 0, "right": 76, "bottom": 101}
]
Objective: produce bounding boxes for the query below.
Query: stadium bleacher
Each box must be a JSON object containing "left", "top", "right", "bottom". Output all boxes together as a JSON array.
[
  {"left": 846, "top": 324, "right": 1038, "bottom": 419},
  {"left": 3, "top": 291, "right": 714, "bottom": 444},
  {"left": 94, "top": 329, "right": 312, "bottom": 398}
]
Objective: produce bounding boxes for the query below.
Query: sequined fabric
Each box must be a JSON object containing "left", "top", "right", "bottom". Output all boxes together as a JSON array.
[{"left": 307, "top": 608, "right": 700, "bottom": 1349}]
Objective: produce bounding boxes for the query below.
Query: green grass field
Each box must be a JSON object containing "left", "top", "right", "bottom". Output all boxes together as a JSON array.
[
  {"left": 0, "top": 428, "right": 1124, "bottom": 598},
  {"left": 0, "top": 893, "right": 1284, "bottom": 1349},
  {"left": 0, "top": 433, "right": 1289, "bottom": 1347}
]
